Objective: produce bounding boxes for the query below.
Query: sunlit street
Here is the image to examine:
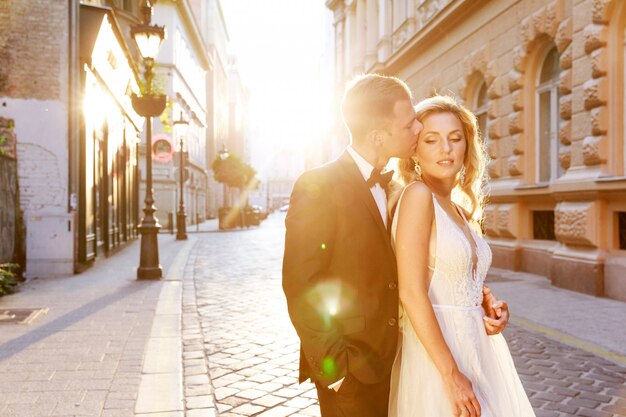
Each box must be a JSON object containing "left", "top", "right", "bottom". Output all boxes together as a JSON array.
[{"left": 2, "top": 0, "right": 626, "bottom": 416}]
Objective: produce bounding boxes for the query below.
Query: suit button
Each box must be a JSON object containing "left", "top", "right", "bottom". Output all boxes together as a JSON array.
[
  {"left": 388, "top": 282, "right": 397, "bottom": 289},
  {"left": 388, "top": 318, "right": 397, "bottom": 326}
]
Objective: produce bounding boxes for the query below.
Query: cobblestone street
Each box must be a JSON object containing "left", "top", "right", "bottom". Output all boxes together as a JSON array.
[{"left": 188, "top": 213, "right": 626, "bottom": 417}]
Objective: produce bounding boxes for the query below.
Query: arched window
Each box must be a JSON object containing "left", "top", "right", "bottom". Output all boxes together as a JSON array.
[
  {"left": 536, "top": 46, "right": 561, "bottom": 182},
  {"left": 475, "top": 79, "right": 488, "bottom": 142}
]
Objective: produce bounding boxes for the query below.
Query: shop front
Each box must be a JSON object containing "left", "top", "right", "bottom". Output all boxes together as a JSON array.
[{"left": 78, "top": 4, "right": 143, "bottom": 266}]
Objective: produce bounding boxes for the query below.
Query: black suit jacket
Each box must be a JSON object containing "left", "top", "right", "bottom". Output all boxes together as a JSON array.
[{"left": 282, "top": 151, "right": 398, "bottom": 387}]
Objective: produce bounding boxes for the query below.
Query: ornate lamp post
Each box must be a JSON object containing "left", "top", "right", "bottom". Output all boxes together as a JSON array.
[
  {"left": 131, "top": 0, "right": 166, "bottom": 280},
  {"left": 173, "top": 112, "right": 189, "bottom": 240}
]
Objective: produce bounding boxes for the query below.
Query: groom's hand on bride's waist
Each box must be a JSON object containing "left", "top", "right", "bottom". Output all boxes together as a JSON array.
[{"left": 482, "top": 286, "right": 510, "bottom": 335}]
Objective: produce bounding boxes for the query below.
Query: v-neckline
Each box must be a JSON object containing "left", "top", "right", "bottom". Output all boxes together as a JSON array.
[{"left": 433, "top": 195, "right": 479, "bottom": 280}]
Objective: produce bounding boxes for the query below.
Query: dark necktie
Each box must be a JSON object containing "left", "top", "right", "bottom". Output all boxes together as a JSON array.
[{"left": 366, "top": 168, "right": 393, "bottom": 189}]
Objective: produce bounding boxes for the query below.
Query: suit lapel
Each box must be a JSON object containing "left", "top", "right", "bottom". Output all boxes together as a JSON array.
[{"left": 337, "top": 152, "right": 393, "bottom": 252}]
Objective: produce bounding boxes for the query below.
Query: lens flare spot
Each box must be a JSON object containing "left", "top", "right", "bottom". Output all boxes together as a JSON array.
[
  {"left": 321, "top": 357, "right": 337, "bottom": 377},
  {"left": 328, "top": 305, "right": 337, "bottom": 316},
  {"left": 321, "top": 243, "right": 326, "bottom": 250}
]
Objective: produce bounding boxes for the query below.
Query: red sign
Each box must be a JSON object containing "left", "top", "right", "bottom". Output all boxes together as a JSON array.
[{"left": 152, "top": 134, "right": 174, "bottom": 163}]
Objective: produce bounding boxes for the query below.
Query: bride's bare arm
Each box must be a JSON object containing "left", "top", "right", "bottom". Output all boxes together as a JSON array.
[{"left": 395, "top": 182, "right": 481, "bottom": 417}]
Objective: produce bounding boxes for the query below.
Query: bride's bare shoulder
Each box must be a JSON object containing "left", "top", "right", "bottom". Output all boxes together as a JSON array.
[{"left": 399, "top": 182, "right": 434, "bottom": 213}]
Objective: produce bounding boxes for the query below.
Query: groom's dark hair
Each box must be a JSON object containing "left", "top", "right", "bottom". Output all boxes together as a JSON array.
[{"left": 341, "top": 74, "right": 413, "bottom": 143}]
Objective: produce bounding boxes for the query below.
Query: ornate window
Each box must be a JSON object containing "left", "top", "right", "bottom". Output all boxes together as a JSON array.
[
  {"left": 536, "top": 46, "right": 561, "bottom": 183},
  {"left": 474, "top": 79, "right": 488, "bottom": 142}
]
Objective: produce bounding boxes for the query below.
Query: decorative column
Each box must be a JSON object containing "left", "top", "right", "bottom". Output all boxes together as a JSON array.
[
  {"left": 355, "top": 0, "right": 366, "bottom": 73},
  {"left": 377, "top": 0, "right": 392, "bottom": 63},
  {"left": 334, "top": 13, "right": 346, "bottom": 89},
  {"left": 364, "top": 0, "right": 378, "bottom": 70},
  {"left": 344, "top": 0, "right": 356, "bottom": 79}
]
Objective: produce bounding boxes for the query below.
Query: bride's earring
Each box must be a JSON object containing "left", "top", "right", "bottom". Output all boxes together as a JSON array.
[
  {"left": 459, "top": 165, "right": 466, "bottom": 186},
  {"left": 414, "top": 160, "right": 422, "bottom": 180}
]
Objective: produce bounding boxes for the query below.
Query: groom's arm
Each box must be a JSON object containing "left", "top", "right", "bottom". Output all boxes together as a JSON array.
[{"left": 282, "top": 169, "right": 347, "bottom": 387}]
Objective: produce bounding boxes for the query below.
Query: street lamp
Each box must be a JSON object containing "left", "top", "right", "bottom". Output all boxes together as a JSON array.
[
  {"left": 173, "top": 111, "right": 189, "bottom": 240},
  {"left": 131, "top": 0, "right": 167, "bottom": 280}
]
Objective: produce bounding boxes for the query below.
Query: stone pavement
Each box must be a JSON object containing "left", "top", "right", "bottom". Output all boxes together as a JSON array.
[
  {"left": 186, "top": 212, "right": 626, "bottom": 417},
  {"left": 486, "top": 268, "right": 626, "bottom": 358},
  {"left": 0, "top": 233, "right": 191, "bottom": 417}
]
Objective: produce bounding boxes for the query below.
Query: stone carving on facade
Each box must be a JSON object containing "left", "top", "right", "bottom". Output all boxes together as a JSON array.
[
  {"left": 558, "top": 146, "right": 571, "bottom": 170},
  {"left": 559, "top": 95, "right": 571, "bottom": 120},
  {"left": 487, "top": 118, "right": 504, "bottom": 140},
  {"left": 459, "top": 46, "right": 503, "bottom": 178},
  {"left": 580, "top": 0, "right": 617, "bottom": 168},
  {"left": 415, "top": 0, "right": 452, "bottom": 32},
  {"left": 559, "top": 69, "right": 572, "bottom": 95},
  {"left": 559, "top": 120, "right": 571, "bottom": 146},
  {"left": 583, "top": 78, "right": 608, "bottom": 111},
  {"left": 507, "top": 155, "right": 524, "bottom": 177},
  {"left": 484, "top": 203, "right": 519, "bottom": 238},
  {"left": 591, "top": 107, "right": 608, "bottom": 136},
  {"left": 392, "top": 24, "right": 408, "bottom": 52},
  {"left": 582, "top": 135, "right": 607, "bottom": 165},
  {"left": 487, "top": 159, "right": 502, "bottom": 179},
  {"left": 559, "top": 45, "right": 572, "bottom": 69},
  {"left": 555, "top": 202, "right": 598, "bottom": 247},
  {"left": 508, "top": 111, "right": 523, "bottom": 135},
  {"left": 510, "top": 134, "right": 524, "bottom": 156},
  {"left": 590, "top": 49, "right": 608, "bottom": 79},
  {"left": 556, "top": 17, "right": 573, "bottom": 172},
  {"left": 584, "top": 24, "right": 607, "bottom": 54},
  {"left": 591, "top": 0, "right": 615, "bottom": 24},
  {"left": 483, "top": 204, "right": 499, "bottom": 237},
  {"left": 497, "top": 204, "right": 518, "bottom": 238}
]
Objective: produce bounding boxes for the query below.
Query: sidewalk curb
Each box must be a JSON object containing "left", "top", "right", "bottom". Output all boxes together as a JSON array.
[
  {"left": 135, "top": 237, "right": 197, "bottom": 417},
  {"left": 180, "top": 240, "right": 218, "bottom": 417}
]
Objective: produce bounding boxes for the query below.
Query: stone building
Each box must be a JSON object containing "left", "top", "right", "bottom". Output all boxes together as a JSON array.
[
  {"left": 203, "top": 0, "right": 231, "bottom": 217},
  {"left": 149, "top": 0, "right": 212, "bottom": 229},
  {"left": 325, "top": 0, "right": 626, "bottom": 301},
  {"left": 0, "top": 0, "right": 145, "bottom": 276}
]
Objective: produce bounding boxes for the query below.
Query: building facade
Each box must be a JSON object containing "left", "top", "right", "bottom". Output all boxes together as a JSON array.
[
  {"left": 326, "top": 0, "right": 626, "bottom": 301},
  {"left": 203, "top": 0, "right": 231, "bottom": 217},
  {"left": 0, "top": 0, "right": 145, "bottom": 277},
  {"left": 151, "top": 0, "right": 212, "bottom": 229}
]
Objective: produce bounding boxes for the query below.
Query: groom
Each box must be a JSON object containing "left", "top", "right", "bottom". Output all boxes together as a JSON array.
[{"left": 282, "top": 74, "right": 508, "bottom": 417}]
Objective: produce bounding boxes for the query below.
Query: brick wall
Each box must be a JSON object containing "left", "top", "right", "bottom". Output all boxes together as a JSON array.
[{"left": 0, "top": 0, "right": 67, "bottom": 100}]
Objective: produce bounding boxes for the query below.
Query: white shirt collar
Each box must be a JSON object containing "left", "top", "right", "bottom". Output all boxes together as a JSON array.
[{"left": 346, "top": 145, "right": 375, "bottom": 182}]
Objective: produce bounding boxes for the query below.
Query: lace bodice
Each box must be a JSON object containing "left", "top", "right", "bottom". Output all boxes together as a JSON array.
[{"left": 391, "top": 186, "right": 492, "bottom": 307}]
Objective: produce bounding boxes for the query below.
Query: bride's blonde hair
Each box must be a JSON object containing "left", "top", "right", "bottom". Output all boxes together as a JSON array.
[{"left": 388, "top": 95, "right": 488, "bottom": 224}]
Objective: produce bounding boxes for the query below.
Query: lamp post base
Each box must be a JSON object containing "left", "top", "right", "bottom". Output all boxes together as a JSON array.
[
  {"left": 137, "top": 223, "right": 163, "bottom": 280},
  {"left": 176, "top": 211, "right": 188, "bottom": 240}
]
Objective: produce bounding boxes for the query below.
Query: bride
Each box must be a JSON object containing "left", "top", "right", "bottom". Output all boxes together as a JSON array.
[{"left": 388, "top": 95, "right": 536, "bottom": 417}]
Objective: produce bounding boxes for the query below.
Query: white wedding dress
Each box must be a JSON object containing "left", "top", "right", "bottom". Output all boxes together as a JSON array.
[{"left": 389, "top": 190, "right": 536, "bottom": 417}]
